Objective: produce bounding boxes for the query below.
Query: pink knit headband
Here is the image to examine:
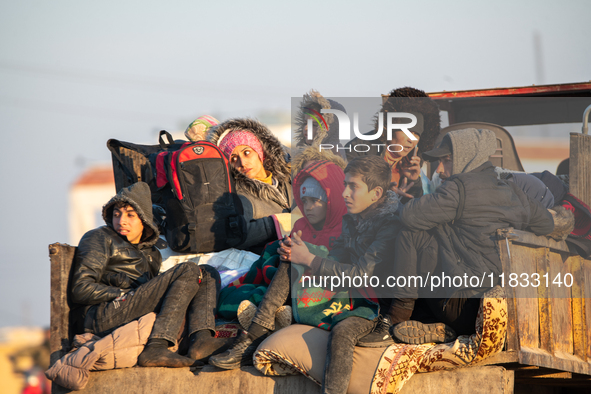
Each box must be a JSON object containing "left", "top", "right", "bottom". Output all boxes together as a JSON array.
[{"left": 218, "top": 130, "right": 265, "bottom": 163}]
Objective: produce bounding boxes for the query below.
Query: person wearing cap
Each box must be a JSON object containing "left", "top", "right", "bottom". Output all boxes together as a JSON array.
[
  {"left": 345, "top": 87, "right": 441, "bottom": 201},
  {"left": 70, "top": 182, "right": 221, "bottom": 369},
  {"left": 378, "top": 128, "right": 555, "bottom": 345},
  {"left": 291, "top": 160, "right": 347, "bottom": 248},
  {"left": 207, "top": 118, "right": 293, "bottom": 253}
]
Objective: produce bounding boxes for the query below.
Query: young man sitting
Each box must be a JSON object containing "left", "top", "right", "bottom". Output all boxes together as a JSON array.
[
  {"left": 386, "top": 128, "right": 555, "bottom": 344},
  {"left": 210, "top": 156, "right": 401, "bottom": 394},
  {"left": 70, "top": 182, "right": 221, "bottom": 368}
]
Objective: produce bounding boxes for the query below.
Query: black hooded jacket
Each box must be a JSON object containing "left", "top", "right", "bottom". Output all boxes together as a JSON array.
[
  {"left": 71, "top": 182, "right": 162, "bottom": 306},
  {"left": 394, "top": 129, "right": 554, "bottom": 299}
]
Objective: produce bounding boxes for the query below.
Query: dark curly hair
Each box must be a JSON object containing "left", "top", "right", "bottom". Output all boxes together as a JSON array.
[{"left": 377, "top": 87, "right": 441, "bottom": 154}]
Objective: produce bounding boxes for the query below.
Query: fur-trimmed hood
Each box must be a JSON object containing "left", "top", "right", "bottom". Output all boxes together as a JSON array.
[
  {"left": 102, "top": 182, "right": 160, "bottom": 248},
  {"left": 354, "top": 190, "right": 400, "bottom": 233},
  {"left": 294, "top": 90, "right": 346, "bottom": 148},
  {"left": 291, "top": 145, "right": 347, "bottom": 179},
  {"left": 207, "top": 118, "right": 292, "bottom": 208}
]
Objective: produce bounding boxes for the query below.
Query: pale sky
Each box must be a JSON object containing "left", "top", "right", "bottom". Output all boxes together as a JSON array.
[{"left": 0, "top": 0, "right": 589, "bottom": 328}]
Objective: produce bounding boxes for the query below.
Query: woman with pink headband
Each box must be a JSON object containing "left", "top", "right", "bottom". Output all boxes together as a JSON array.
[{"left": 207, "top": 118, "right": 293, "bottom": 253}]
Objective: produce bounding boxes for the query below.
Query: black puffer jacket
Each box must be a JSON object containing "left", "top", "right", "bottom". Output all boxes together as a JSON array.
[{"left": 71, "top": 182, "right": 162, "bottom": 306}]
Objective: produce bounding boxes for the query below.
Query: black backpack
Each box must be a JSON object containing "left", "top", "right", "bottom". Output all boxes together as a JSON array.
[
  {"left": 108, "top": 132, "right": 246, "bottom": 253},
  {"left": 107, "top": 131, "right": 184, "bottom": 203}
]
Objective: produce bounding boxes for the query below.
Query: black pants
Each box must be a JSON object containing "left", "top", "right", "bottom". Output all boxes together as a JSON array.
[
  {"left": 411, "top": 293, "right": 481, "bottom": 335},
  {"left": 393, "top": 229, "right": 481, "bottom": 335},
  {"left": 251, "top": 261, "right": 375, "bottom": 394},
  {"left": 85, "top": 263, "right": 219, "bottom": 345}
]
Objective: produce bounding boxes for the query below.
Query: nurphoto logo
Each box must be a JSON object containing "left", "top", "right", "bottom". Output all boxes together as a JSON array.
[{"left": 315, "top": 109, "right": 418, "bottom": 153}]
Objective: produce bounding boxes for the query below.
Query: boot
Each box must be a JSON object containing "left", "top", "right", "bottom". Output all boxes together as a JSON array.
[
  {"left": 357, "top": 315, "right": 394, "bottom": 348},
  {"left": 187, "top": 330, "right": 233, "bottom": 363},
  {"left": 391, "top": 321, "right": 457, "bottom": 344},
  {"left": 237, "top": 300, "right": 292, "bottom": 332},
  {"left": 209, "top": 324, "right": 269, "bottom": 370},
  {"left": 138, "top": 339, "right": 203, "bottom": 368}
]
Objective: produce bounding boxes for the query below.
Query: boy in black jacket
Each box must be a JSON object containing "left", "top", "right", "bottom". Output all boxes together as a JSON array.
[
  {"left": 211, "top": 156, "right": 401, "bottom": 394},
  {"left": 71, "top": 182, "right": 221, "bottom": 368}
]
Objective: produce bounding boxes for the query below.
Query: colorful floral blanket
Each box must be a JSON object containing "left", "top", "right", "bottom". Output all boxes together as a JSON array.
[
  {"left": 292, "top": 259, "right": 378, "bottom": 331},
  {"left": 370, "top": 286, "right": 507, "bottom": 394}
]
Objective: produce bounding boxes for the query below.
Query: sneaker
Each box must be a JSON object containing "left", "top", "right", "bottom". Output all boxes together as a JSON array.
[
  {"left": 237, "top": 300, "right": 292, "bottom": 332},
  {"left": 209, "top": 331, "right": 266, "bottom": 370},
  {"left": 274, "top": 305, "right": 292, "bottom": 331},
  {"left": 391, "top": 320, "right": 457, "bottom": 345},
  {"left": 357, "top": 315, "right": 394, "bottom": 348},
  {"left": 237, "top": 300, "right": 257, "bottom": 331}
]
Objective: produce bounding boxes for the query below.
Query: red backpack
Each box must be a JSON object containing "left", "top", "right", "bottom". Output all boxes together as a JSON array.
[
  {"left": 155, "top": 140, "right": 246, "bottom": 253},
  {"left": 108, "top": 132, "right": 246, "bottom": 253}
]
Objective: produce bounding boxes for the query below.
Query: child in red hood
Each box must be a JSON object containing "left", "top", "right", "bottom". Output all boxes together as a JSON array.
[{"left": 292, "top": 160, "right": 347, "bottom": 250}]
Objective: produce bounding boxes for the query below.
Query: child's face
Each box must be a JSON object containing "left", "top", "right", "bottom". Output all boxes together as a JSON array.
[
  {"left": 342, "top": 173, "right": 381, "bottom": 215},
  {"left": 302, "top": 196, "right": 327, "bottom": 226},
  {"left": 112, "top": 205, "right": 144, "bottom": 244}
]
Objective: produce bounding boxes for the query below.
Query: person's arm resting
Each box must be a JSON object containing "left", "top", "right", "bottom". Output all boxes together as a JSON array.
[{"left": 71, "top": 231, "right": 125, "bottom": 305}]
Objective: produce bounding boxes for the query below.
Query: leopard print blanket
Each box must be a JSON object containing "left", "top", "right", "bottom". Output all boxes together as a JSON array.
[{"left": 370, "top": 286, "right": 507, "bottom": 394}]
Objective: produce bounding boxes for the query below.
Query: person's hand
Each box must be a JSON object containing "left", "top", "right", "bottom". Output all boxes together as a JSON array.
[
  {"left": 278, "top": 236, "right": 292, "bottom": 261},
  {"left": 400, "top": 155, "right": 421, "bottom": 181},
  {"left": 290, "top": 231, "right": 315, "bottom": 268},
  {"left": 390, "top": 178, "right": 415, "bottom": 199}
]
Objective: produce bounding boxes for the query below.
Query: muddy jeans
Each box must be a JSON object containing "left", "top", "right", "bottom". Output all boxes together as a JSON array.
[
  {"left": 323, "top": 316, "right": 375, "bottom": 394},
  {"left": 85, "top": 262, "right": 219, "bottom": 345},
  {"left": 251, "top": 261, "right": 292, "bottom": 330}
]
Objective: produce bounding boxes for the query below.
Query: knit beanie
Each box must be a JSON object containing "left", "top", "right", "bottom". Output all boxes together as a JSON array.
[
  {"left": 185, "top": 115, "right": 220, "bottom": 141},
  {"left": 300, "top": 177, "right": 327, "bottom": 203},
  {"left": 217, "top": 130, "right": 265, "bottom": 162}
]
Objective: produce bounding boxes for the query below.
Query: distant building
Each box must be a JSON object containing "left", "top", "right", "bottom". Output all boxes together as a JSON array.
[{"left": 69, "top": 166, "right": 115, "bottom": 244}]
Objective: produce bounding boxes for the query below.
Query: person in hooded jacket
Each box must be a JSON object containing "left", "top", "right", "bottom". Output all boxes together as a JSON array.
[
  {"left": 382, "top": 128, "right": 555, "bottom": 345},
  {"left": 215, "top": 158, "right": 347, "bottom": 330},
  {"left": 207, "top": 118, "right": 293, "bottom": 253},
  {"left": 292, "top": 159, "right": 347, "bottom": 249},
  {"left": 70, "top": 182, "right": 221, "bottom": 368},
  {"left": 212, "top": 156, "right": 401, "bottom": 394}
]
